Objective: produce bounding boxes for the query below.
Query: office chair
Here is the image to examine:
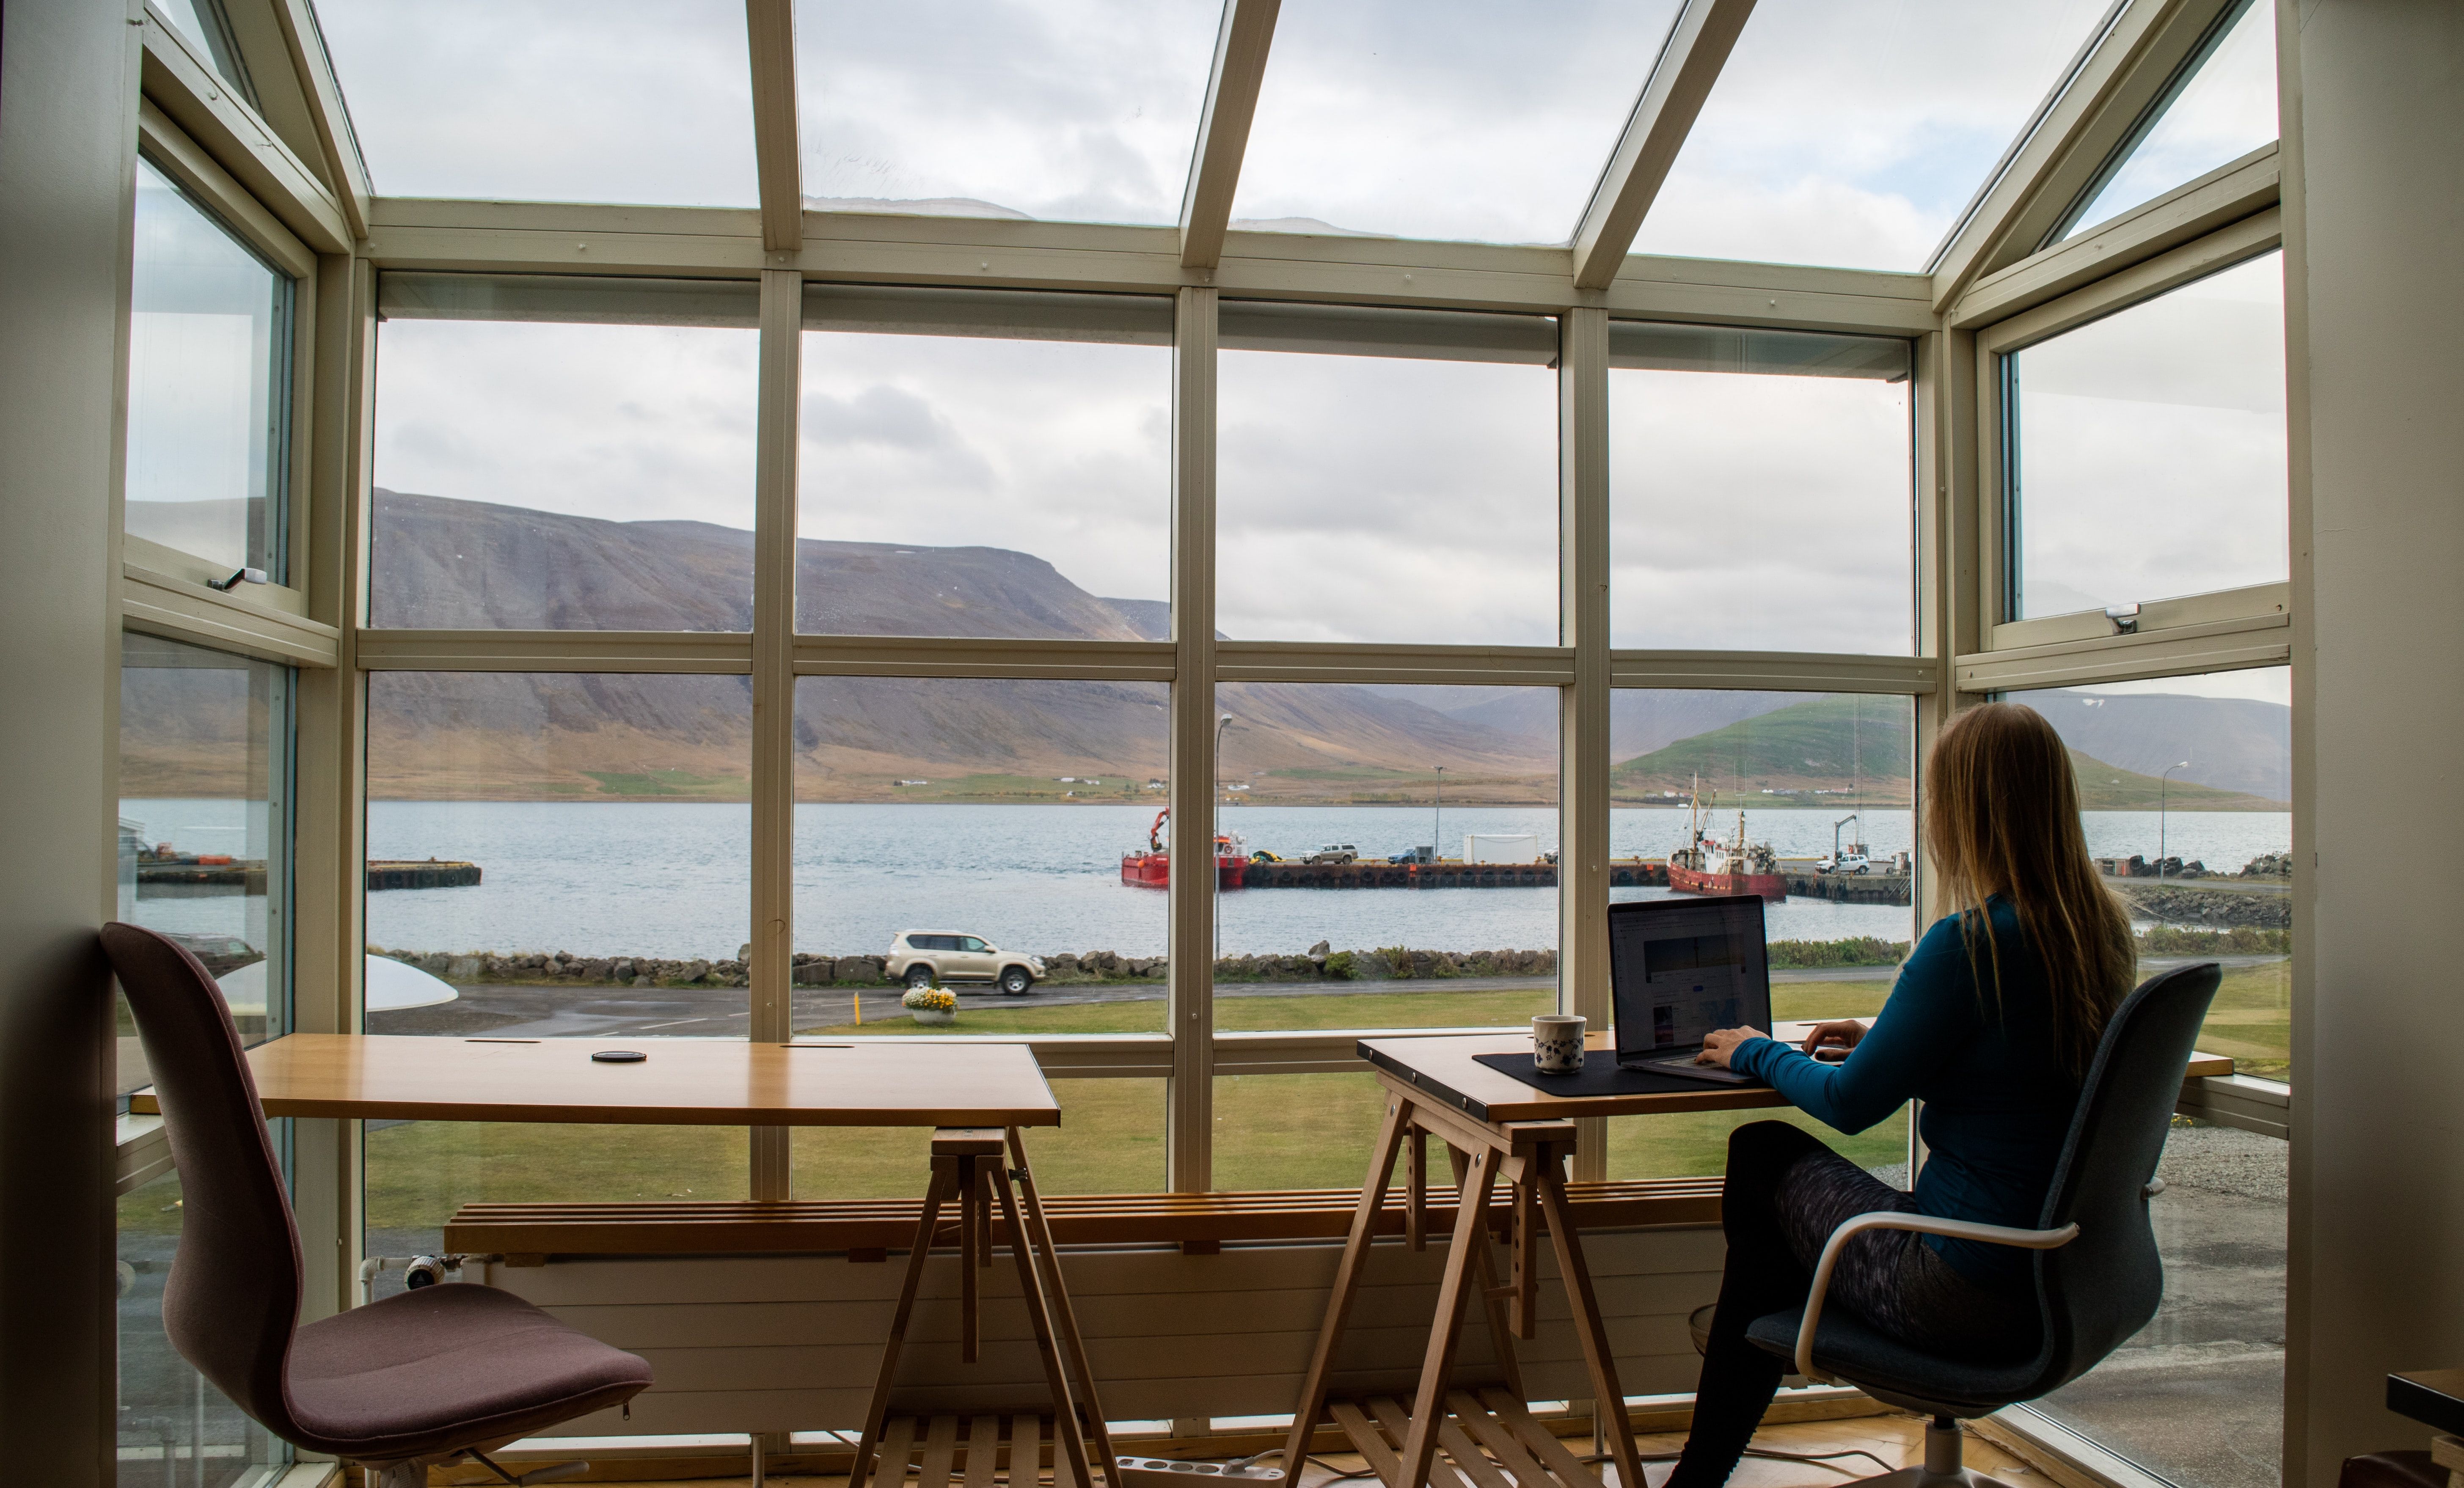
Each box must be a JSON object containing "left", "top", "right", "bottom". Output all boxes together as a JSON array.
[
  {"left": 1743, "top": 961, "right": 2224, "bottom": 1488},
  {"left": 103, "top": 923, "right": 653, "bottom": 1488}
]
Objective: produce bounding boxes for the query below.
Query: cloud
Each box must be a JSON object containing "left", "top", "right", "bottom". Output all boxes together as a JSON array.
[
  {"left": 372, "top": 319, "right": 761, "bottom": 527},
  {"left": 317, "top": 0, "right": 759, "bottom": 206}
]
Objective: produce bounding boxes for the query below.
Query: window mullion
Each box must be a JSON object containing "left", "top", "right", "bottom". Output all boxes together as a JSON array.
[
  {"left": 750, "top": 267, "right": 802, "bottom": 1199},
  {"left": 1168, "top": 286, "right": 1218, "bottom": 1192},
  {"left": 1557, "top": 307, "right": 1611, "bottom": 1183}
]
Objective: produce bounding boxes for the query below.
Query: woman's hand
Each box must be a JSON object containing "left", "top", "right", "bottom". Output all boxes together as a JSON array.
[
  {"left": 1696, "top": 1026, "right": 1768, "bottom": 1068},
  {"left": 1799, "top": 1020, "right": 1867, "bottom": 1059}
]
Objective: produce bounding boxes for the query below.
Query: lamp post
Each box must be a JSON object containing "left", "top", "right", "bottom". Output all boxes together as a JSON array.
[
  {"left": 2158, "top": 760, "right": 2190, "bottom": 880},
  {"left": 1215, "top": 714, "right": 1235, "bottom": 963},
  {"left": 1433, "top": 766, "right": 1445, "bottom": 864}
]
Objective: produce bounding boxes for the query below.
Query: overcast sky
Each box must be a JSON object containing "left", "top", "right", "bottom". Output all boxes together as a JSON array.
[
  {"left": 326, "top": 0, "right": 2284, "bottom": 681},
  {"left": 2068, "top": 0, "right": 2276, "bottom": 236}
]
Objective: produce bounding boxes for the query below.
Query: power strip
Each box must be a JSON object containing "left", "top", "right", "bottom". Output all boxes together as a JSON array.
[{"left": 1112, "top": 1458, "right": 1287, "bottom": 1488}]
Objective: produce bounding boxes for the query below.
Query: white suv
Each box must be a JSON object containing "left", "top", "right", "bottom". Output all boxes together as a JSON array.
[
  {"left": 886, "top": 932, "right": 1045, "bottom": 995},
  {"left": 1816, "top": 853, "right": 1872, "bottom": 876}
]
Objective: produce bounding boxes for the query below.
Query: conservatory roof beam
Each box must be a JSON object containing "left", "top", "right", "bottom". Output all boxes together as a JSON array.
[
  {"left": 1178, "top": 0, "right": 1281, "bottom": 270},
  {"left": 748, "top": 0, "right": 803, "bottom": 253},
  {"left": 1568, "top": 0, "right": 1756, "bottom": 292}
]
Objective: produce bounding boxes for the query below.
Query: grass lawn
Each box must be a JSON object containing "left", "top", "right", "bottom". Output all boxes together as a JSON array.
[{"left": 358, "top": 963, "right": 2288, "bottom": 1229}]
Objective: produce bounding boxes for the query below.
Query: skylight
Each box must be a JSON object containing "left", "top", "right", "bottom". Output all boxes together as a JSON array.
[
  {"left": 315, "top": 0, "right": 760, "bottom": 206},
  {"left": 1630, "top": 0, "right": 2115, "bottom": 271},
  {"left": 1229, "top": 0, "right": 1686, "bottom": 245},
  {"left": 2060, "top": 0, "right": 2276, "bottom": 239},
  {"left": 793, "top": 0, "right": 1220, "bottom": 225}
]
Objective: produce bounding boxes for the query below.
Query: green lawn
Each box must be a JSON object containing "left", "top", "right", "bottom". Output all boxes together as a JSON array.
[{"left": 361, "top": 963, "right": 2288, "bottom": 1229}]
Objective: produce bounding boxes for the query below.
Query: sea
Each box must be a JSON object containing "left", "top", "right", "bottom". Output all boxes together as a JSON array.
[{"left": 123, "top": 799, "right": 2293, "bottom": 962}]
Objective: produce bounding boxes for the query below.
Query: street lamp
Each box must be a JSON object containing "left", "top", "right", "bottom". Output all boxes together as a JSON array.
[
  {"left": 2158, "top": 760, "right": 2190, "bottom": 880},
  {"left": 1214, "top": 714, "right": 1236, "bottom": 962},
  {"left": 1433, "top": 766, "right": 1445, "bottom": 864}
]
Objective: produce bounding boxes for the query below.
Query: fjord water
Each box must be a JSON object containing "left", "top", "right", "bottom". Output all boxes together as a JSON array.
[{"left": 127, "top": 799, "right": 2291, "bottom": 962}]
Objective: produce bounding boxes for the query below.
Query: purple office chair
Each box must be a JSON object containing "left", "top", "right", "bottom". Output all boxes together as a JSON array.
[{"left": 104, "top": 923, "right": 652, "bottom": 1488}]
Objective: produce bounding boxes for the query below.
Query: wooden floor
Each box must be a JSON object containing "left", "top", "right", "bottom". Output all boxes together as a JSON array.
[{"left": 438, "top": 1415, "right": 2041, "bottom": 1488}]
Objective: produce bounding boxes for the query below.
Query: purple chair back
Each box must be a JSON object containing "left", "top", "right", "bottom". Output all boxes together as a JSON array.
[{"left": 103, "top": 923, "right": 306, "bottom": 1440}]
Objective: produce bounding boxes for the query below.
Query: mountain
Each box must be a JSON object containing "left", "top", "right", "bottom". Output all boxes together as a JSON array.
[
  {"left": 1613, "top": 696, "right": 1915, "bottom": 805},
  {"left": 353, "top": 490, "right": 1548, "bottom": 802},
  {"left": 2010, "top": 688, "right": 2290, "bottom": 800},
  {"left": 1366, "top": 685, "right": 1807, "bottom": 762}
]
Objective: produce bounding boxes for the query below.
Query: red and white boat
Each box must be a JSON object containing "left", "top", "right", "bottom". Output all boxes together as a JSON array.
[
  {"left": 1667, "top": 786, "right": 1786, "bottom": 901},
  {"left": 1121, "top": 808, "right": 1248, "bottom": 890}
]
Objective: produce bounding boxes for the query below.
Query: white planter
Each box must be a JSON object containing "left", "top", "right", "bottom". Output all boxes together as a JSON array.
[{"left": 910, "top": 1008, "right": 955, "bottom": 1026}]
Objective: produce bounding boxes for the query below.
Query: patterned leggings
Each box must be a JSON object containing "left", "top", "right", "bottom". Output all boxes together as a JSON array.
[{"left": 1665, "top": 1121, "right": 2037, "bottom": 1488}]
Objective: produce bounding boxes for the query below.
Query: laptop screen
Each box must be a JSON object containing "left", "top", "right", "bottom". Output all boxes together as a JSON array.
[{"left": 1609, "top": 895, "right": 1773, "bottom": 1057}]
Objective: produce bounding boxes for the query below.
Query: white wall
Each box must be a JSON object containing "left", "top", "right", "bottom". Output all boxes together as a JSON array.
[{"left": 2283, "top": 1, "right": 2464, "bottom": 1480}]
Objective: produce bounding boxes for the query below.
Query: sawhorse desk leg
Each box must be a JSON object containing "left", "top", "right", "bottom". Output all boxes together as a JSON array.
[
  {"left": 849, "top": 1127, "right": 1115, "bottom": 1488},
  {"left": 1284, "top": 1100, "right": 1638, "bottom": 1488}
]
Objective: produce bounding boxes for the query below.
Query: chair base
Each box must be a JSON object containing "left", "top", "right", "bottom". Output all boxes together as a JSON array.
[{"left": 1831, "top": 1416, "right": 2018, "bottom": 1488}]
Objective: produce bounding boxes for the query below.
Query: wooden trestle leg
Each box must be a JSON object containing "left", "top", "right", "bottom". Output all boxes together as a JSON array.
[
  {"left": 1281, "top": 1092, "right": 1413, "bottom": 1479},
  {"left": 1007, "top": 1126, "right": 1118, "bottom": 1480},
  {"left": 1536, "top": 1152, "right": 1639, "bottom": 1488},
  {"left": 850, "top": 1156, "right": 957, "bottom": 1488},
  {"left": 1395, "top": 1145, "right": 1498, "bottom": 1488},
  {"left": 988, "top": 1147, "right": 1099, "bottom": 1488},
  {"left": 1445, "top": 1145, "right": 1526, "bottom": 1404}
]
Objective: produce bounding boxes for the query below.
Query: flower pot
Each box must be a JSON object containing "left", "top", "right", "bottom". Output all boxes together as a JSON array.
[{"left": 910, "top": 1008, "right": 956, "bottom": 1026}]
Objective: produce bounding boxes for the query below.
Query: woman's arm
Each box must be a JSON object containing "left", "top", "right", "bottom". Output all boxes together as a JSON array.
[{"left": 1727, "top": 918, "right": 1983, "bottom": 1133}]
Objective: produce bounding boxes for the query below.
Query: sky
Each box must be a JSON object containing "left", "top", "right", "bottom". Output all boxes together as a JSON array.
[
  {"left": 2066, "top": 0, "right": 2277, "bottom": 237},
  {"left": 321, "top": 0, "right": 2285, "bottom": 670}
]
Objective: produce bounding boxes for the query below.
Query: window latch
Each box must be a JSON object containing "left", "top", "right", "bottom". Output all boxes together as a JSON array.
[
  {"left": 2103, "top": 602, "right": 2140, "bottom": 635},
  {"left": 207, "top": 567, "right": 270, "bottom": 592}
]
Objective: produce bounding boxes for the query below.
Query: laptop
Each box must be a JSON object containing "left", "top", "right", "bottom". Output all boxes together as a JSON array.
[{"left": 1608, "top": 894, "right": 1773, "bottom": 1086}]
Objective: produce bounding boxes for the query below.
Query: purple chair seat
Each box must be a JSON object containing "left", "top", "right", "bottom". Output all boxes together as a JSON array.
[
  {"left": 285, "top": 1282, "right": 653, "bottom": 1460},
  {"left": 100, "top": 923, "right": 653, "bottom": 1475}
]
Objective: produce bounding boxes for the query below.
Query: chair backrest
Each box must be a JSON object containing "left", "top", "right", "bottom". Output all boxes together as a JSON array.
[
  {"left": 2026, "top": 960, "right": 2222, "bottom": 1394},
  {"left": 102, "top": 924, "right": 306, "bottom": 1439}
]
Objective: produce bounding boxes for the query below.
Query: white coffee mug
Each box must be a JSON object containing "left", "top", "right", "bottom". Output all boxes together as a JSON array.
[{"left": 1533, "top": 1013, "right": 1586, "bottom": 1074}]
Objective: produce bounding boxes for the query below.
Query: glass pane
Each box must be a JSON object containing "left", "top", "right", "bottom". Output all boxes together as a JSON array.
[
  {"left": 127, "top": 157, "right": 290, "bottom": 578},
  {"left": 1217, "top": 306, "right": 1558, "bottom": 645},
  {"left": 790, "top": 677, "right": 1169, "bottom": 1037},
  {"left": 794, "top": 0, "right": 1218, "bottom": 225},
  {"left": 1611, "top": 689, "right": 1917, "bottom": 953},
  {"left": 1229, "top": 0, "right": 1685, "bottom": 245},
  {"left": 363, "top": 670, "right": 752, "bottom": 1298},
  {"left": 1605, "top": 1106, "right": 1910, "bottom": 1182},
  {"left": 2065, "top": 0, "right": 2277, "bottom": 239},
  {"left": 797, "top": 290, "right": 1172, "bottom": 636},
  {"left": 2010, "top": 252, "right": 2286, "bottom": 619},
  {"left": 2025, "top": 1115, "right": 2284, "bottom": 1488},
  {"left": 363, "top": 672, "right": 751, "bottom": 1026},
  {"left": 316, "top": 0, "right": 760, "bottom": 206},
  {"left": 154, "top": 0, "right": 256, "bottom": 105},
  {"left": 120, "top": 1170, "right": 289, "bottom": 1482},
  {"left": 366, "top": 1121, "right": 749, "bottom": 1301},
  {"left": 2004, "top": 665, "right": 2291, "bottom": 1084},
  {"left": 1631, "top": 0, "right": 2113, "bottom": 270},
  {"left": 1609, "top": 324, "right": 1914, "bottom": 652},
  {"left": 369, "top": 279, "right": 760, "bottom": 630},
  {"left": 790, "top": 1081, "right": 1164, "bottom": 1197},
  {"left": 1211, "top": 683, "right": 1559, "bottom": 1034},
  {"left": 118, "top": 634, "right": 291, "bottom": 1103},
  {"left": 1212, "top": 1071, "right": 1388, "bottom": 1191}
]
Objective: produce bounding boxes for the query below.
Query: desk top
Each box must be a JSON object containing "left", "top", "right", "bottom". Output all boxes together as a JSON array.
[
  {"left": 131, "top": 1034, "right": 1060, "bottom": 1128},
  {"left": 2388, "top": 1369, "right": 2464, "bottom": 1436},
  {"left": 1360, "top": 1026, "right": 2235, "bottom": 1125}
]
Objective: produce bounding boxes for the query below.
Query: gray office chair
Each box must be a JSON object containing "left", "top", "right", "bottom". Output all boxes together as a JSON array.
[
  {"left": 103, "top": 923, "right": 653, "bottom": 1488},
  {"left": 1743, "top": 961, "right": 2223, "bottom": 1488}
]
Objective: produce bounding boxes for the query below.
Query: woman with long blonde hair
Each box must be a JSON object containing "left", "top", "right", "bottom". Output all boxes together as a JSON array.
[{"left": 1666, "top": 702, "right": 2137, "bottom": 1487}]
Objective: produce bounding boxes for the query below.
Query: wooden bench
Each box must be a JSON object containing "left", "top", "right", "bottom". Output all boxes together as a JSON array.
[{"left": 443, "top": 1178, "right": 1725, "bottom": 1265}]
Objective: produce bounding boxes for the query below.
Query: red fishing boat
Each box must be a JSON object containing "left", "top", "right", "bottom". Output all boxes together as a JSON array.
[
  {"left": 1667, "top": 783, "right": 1786, "bottom": 901},
  {"left": 1121, "top": 808, "right": 1248, "bottom": 890}
]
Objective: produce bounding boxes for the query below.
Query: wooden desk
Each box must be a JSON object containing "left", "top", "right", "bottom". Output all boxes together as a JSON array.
[
  {"left": 138, "top": 1034, "right": 1101, "bottom": 1488},
  {"left": 1284, "top": 1028, "right": 2237, "bottom": 1488}
]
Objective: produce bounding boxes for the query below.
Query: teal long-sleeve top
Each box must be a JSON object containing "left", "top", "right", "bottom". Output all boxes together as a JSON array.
[{"left": 1727, "top": 899, "right": 2083, "bottom": 1292}]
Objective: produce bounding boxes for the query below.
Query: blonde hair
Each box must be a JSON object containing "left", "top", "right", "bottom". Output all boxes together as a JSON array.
[{"left": 1924, "top": 702, "right": 2137, "bottom": 1074}]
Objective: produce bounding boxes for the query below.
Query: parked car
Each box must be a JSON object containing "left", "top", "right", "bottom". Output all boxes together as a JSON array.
[
  {"left": 1305, "top": 844, "right": 1359, "bottom": 864},
  {"left": 886, "top": 932, "right": 1044, "bottom": 994},
  {"left": 1816, "top": 853, "right": 1872, "bottom": 876},
  {"left": 1387, "top": 846, "right": 1433, "bottom": 864}
]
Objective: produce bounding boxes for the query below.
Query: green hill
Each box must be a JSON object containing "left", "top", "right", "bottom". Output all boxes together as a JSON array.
[
  {"left": 1612, "top": 696, "right": 2287, "bottom": 810},
  {"left": 1614, "top": 695, "right": 1913, "bottom": 805}
]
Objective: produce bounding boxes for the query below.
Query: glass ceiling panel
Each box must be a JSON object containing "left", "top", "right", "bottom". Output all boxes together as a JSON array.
[
  {"left": 1229, "top": 0, "right": 1686, "bottom": 245},
  {"left": 794, "top": 0, "right": 1219, "bottom": 226},
  {"left": 314, "top": 0, "right": 759, "bottom": 206},
  {"left": 1631, "top": 0, "right": 2113, "bottom": 271},
  {"left": 2062, "top": 0, "right": 2276, "bottom": 240}
]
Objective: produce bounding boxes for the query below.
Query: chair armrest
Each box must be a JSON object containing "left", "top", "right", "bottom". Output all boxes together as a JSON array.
[{"left": 1792, "top": 1212, "right": 2081, "bottom": 1382}]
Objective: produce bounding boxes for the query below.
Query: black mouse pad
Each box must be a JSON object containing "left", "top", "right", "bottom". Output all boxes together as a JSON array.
[{"left": 1473, "top": 1051, "right": 1762, "bottom": 1096}]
